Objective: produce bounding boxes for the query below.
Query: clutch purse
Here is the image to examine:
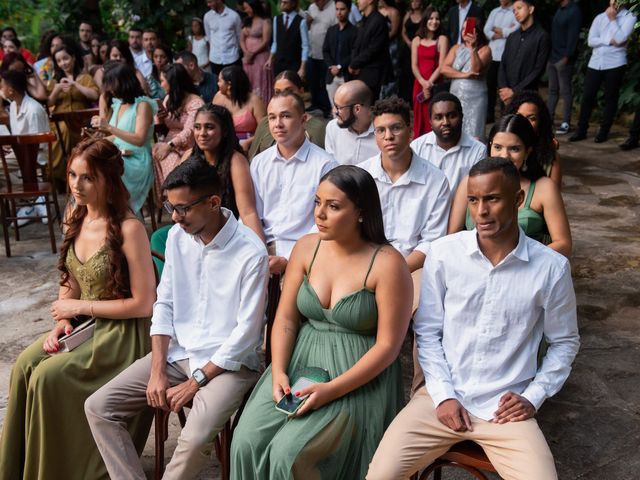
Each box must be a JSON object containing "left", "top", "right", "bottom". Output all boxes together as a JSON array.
[{"left": 51, "top": 315, "right": 96, "bottom": 354}]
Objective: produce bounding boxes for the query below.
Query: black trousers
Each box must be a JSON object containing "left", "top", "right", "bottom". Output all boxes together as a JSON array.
[
  {"left": 577, "top": 65, "right": 626, "bottom": 135},
  {"left": 486, "top": 61, "right": 500, "bottom": 123},
  {"left": 211, "top": 57, "right": 242, "bottom": 76},
  {"left": 306, "top": 57, "right": 332, "bottom": 113},
  {"left": 628, "top": 108, "right": 640, "bottom": 139}
]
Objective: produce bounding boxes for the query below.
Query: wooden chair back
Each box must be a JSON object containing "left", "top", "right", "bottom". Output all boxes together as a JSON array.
[{"left": 0, "top": 133, "right": 57, "bottom": 190}]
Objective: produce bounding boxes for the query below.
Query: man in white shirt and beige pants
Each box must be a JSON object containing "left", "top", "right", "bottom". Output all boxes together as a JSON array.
[
  {"left": 367, "top": 157, "right": 579, "bottom": 480},
  {"left": 85, "top": 157, "right": 269, "bottom": 480}
]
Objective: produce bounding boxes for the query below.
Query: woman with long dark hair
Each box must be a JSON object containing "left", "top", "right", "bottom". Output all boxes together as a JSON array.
[
  {"left": 47, "top": 43, "right": 99, "bottom": 183},
  {"left": 441, "top": 16, "right": 491, "bottom": 140},
  {"left": 33, "top": 30, "right": 63, "bottom": 82},
  {"left": 231, "top": 165, "right": 412, "bottom": 479},
  {"left": 91, "top": 63, "right": 157, "bottom": 215},
  {"left": 152, "top": 62, "right": 205, "bottom": 194},
  {"left": 147, "top": 43, "right": 173, "bottom": 100},
  {"left": 0, "top": 52, "right": 48, "bottom": 101},
  {"left": 240, "top": 0, "right": 273, "bottom": 104},
  {"left": 505, "top": 90, "right": 562, "bottom": 185},
  {"left": 411, "top": 6, "right": 448, "bottom": 137},
  {"left": 213, "top": 65, "right": 266, "bottom": 151},
  {"left": 448, "top": 114, "right": 572, "bottom": 257},
  {"left": 0, "top": 137, "right": 156, "bottom": 480}
]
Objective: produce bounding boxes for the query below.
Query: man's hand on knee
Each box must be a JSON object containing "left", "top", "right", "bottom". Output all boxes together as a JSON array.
[
  {"left": 436, "top": 399, "right": 473, "bottom": 432},
  {"left": 166, "top": 379, "right": 199, "bottom": 412},
  {"left": 146, "top": 373, "right": 170, "bottom": 410},
  {"left": 493, "top": 392, "right": 535, "bottom": 424}
]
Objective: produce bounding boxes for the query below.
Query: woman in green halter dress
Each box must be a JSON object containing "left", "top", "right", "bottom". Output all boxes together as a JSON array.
[
  {"left": 448, "top": 114, "right": 571, "bottom": 258},
  {"left": 0, "top": 138, "right": 157, "bottom": 480},
  {"left": 231, "top": 165, "right": 413, "bottom": 479}
]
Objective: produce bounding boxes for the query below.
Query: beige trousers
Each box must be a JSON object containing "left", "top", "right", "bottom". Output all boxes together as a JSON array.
[
  {"left": 366, "top": 388, "right": 557, "bottom": 480},
  {"left": 85, "top": 353, "right": 259, "bottom": 480},
  {"left": 410, "top": 268, "right": 426, "bottom": 395}
]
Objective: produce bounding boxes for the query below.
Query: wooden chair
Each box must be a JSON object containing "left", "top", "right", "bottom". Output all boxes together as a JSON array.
[
  {"left": 49, "top": 108, "right": 99, "bottom": 159},
  {"left": 0, "top": 133, "right": 61, "bottom": 256},
  {"left": 414, "top": 441, "right": 498, "bottom": 480},
  {"left": 153, "top": 273, "right": 282, "bottom": 480}
]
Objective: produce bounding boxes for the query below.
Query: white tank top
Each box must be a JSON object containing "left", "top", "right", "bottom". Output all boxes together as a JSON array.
[{"left": 190, "top": 36, "right": 209, "bottom": 67}]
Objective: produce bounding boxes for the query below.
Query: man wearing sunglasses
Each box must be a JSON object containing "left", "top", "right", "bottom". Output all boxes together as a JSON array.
[
  {"left": 86, "top": 157, "right": 269, "bottom": 480},
  {"left": 325, "top": 80, "right": 378, "bottom": 165}
]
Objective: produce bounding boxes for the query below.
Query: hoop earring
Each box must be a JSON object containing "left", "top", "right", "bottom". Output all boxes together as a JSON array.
[{"left": 358, "top": 217, "right": 363, "bottom": 223}]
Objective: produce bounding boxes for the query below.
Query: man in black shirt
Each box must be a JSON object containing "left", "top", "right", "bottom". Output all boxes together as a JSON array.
[
  {"left": 348, "top": 0, "right": 390, "bottom": 99},
  {"left": 323, "top": 0, "right": 358, "bottom": 103},
  {"left": 498, "top": 0, "right": 550, "bottom": 106},
  {"left": 446, "top": 0, "right": 484, "bottom": 46}
]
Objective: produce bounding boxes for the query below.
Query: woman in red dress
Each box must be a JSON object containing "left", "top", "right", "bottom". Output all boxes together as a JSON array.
[{"left": 411, "top": 6, "right": 448, "bottom": 138}]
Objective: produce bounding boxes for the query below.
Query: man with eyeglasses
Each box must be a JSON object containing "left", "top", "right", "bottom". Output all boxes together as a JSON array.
[
  {"left": 251, "top": 91, "right": 338, "bottom": 274},
  {"left": 325, "top": 80, "right": 378, "bottom": 165},
  {"left": 86, "top": 157, "right": 268, "bottom": 480},
  {"left": 358, "top": 96, "right": 450, "bottom": 312}
]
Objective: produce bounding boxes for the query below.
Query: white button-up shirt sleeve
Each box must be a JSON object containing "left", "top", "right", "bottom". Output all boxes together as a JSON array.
[
  {"left": 211, "top": 254, "right": 269, "bottom": 371},
  {"left": 415, "top": 173, "right": 450, "bottom": 256},
  {"left": 587, "top": 10, "right": 637, "bottom": 70},
  {"left": 521, "top": 261, "right": 579, "bottom": 410},
  {"left": 415, "top": 243, "right": 457, "bottom": 406},
  {"left": 270, "top": 16, "right": 279, "bottom": 55},
  {"left": 150, "top": 228, "right": 177, "bottom": 338},
  {"left": 300, "top": 17, "right": 310, "bottom": 62}
]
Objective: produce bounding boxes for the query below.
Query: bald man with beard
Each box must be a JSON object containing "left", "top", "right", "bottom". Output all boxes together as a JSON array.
[{"left": 324, "top": 80, "right": 379, "bottom": 165}]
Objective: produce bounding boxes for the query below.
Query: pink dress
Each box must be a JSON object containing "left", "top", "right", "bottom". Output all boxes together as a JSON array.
[
  {"left": 152, "top": 94, "right": 205, "bottom": 199},
  {"left": 413, "top": 43, "right": 439, "bottom": 138},
  {"left": 243, "top": 18, "right": 273, "bottom": 105},
  {"left": 233, "top": 109, "right": 259, "bottom": 140}
]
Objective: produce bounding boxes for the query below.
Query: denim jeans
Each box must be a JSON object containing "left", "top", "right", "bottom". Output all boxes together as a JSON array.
[{"left": 547, "top": 60, "right": 574, "bottom": 125}]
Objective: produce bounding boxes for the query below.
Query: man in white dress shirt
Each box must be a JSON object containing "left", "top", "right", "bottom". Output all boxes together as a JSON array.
[
  {"left": 483, "top": 0, "right": 518, "bottom": 123},
  {"left": 410, "top": 92, "right": 485, "bottom": 197},
  {"left": 367, "top": 157, "right": 579, "bottom": 480},
  {"left": 325, "top": 80, "right": 378, "bottom": 165},
  {"left": 203, "top": 0, "right": 243, "bottom": 75},
  {"left": 85, "top": 158, "right": 269, "bottom": 480},
  {"left": 358, "top": 97, "right": 450, "bottom": 310},
  {"left": 251, "top": 91, "right": 338, "bottom": 273}
]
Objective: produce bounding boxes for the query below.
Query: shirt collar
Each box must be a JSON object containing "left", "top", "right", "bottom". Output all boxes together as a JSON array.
[
  {"left": 275, "top": 137, "right": 311, "bottom": 163},
  {"left": 425, "top": 130, "right": 473, "bottom": 151},
  {"left": 370, "top": 152, "right": 428, "bottom": 186},
  {"left": 464, "top": 228, "right": 530, "bottom": 263},
  {"left": 349, "top": 121, "right": 375, "bottom": 138},
  {"left": 192, "top": 207, "right": 238, "bottom": 250}
]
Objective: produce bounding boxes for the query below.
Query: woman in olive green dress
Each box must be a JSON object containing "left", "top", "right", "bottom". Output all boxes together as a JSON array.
[
  {"left": 0, "top": 137, "right": 157, "bottom": 480},
  {"left": 231, "top": 165, "right": 414, "bottom": 479}
]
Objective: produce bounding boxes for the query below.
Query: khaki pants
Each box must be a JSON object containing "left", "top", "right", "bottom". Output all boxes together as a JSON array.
[
  {"left": 410, "top": 269, "right": 425, "bottom": 395},
  {"left": 85, "top": 353, "right": 259, "bottom": 480},
  {"left": 366, "top": 388, "right": 557, "bottom": 480},
  {"left": 326, "top": 76, "right": 345, "bottom": 108}
]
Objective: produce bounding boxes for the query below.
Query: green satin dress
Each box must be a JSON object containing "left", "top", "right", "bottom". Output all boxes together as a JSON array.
[
  {"left": 0, "top": 246, "right": 151, "bottom": 480},
  {"left": 466, "top": 181, "right": 552, "bottom": 245},
  {"left": 231, "top": 241, "right": 404, "bottom": 480}
]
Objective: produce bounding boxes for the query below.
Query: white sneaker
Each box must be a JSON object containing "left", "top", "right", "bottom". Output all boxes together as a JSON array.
[
  {"left": 35, "top": 201, "right": 49, "bottom": 225},
  {"left": 15, "top": 206, "right": 35, "bottom": 227},
  {"left": 555, "top": 122, "right": 570, "bottom": 135}
]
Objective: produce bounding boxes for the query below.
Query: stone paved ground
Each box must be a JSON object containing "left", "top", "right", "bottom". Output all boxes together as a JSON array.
[{"left": 0, "top": 126, "right": 639, "bottom": 479}]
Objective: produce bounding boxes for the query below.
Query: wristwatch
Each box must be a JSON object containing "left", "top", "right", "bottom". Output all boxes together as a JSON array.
[{"left": 192, "top": 368, "right": 209, "bottom": 387}]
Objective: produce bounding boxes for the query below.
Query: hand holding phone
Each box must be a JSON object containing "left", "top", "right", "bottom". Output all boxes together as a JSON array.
[
  {"left": 463, "top": 17, "right": 476, "bottom": 37},
  {"left": 275, "top": 376, "right": 317, "bottom": 415}
]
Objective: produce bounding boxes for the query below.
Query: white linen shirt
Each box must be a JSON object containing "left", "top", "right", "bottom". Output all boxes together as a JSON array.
[
  {"left": 9, "top": 94, "right": 50, "bottom": 165},
  {"left": 358, "top": 153, "right": 451, "bottom": 257},
  {"left": 587, "top": 8, "right": 636, "bottom": 70},
  {"left": 325, "top": 119, "right": 378, "bottom": 166},
  {"left": 132, "top": 50, "right": 152, "bottom": 78},
  {"left": 410, "top": 131, "right": 485, "bottom": 197},
  {"left": 251, "top": 138, "right": 338, "bottom": 258},
  {"left": 483, "top": 5, "right": 518, "bottom": 61},
  {"left": 150, "top": 209, "right": 269, "bottom": 373},
  {"left": 415, "top": 229, "right": 579, "bottom": 421},
  {"left": 204, "top": 6, "right": 242, "bottom": 64},
  {"left": 308, "top": 0, "right": 337, "bottom": 59}
]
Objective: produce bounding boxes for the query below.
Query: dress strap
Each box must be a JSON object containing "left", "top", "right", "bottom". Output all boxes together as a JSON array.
[
  {"left": 524, "top": 181, "right": 536, "bottom": 209},
  {"left": 363, "top": 246, "right": 383, "bottom": 287},
  {"left": 307, "top": 239, "right": 322, "bottom": 276}
]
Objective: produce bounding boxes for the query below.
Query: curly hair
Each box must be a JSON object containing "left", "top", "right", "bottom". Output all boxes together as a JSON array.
[
  {"left": 58, "top": 137, "right": 132, "bottom": 300},
  {"left": 188, "top": 104, "right": 243, "bottom": 217},
  {"left": 504, "top": 90, "right": 556, "bottom": 174},
  {"left": 371, "top": 96, "right": 411, "bottom": 125}
]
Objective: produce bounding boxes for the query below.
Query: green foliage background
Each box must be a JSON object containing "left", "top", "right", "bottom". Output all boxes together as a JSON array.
[{"left": 2, "top": 0, "right": 639, "bottom": 111}]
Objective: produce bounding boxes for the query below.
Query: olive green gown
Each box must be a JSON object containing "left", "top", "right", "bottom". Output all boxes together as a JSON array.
[
  {"left": 231, "top": 242, "right": 405, "bottom": 479},
  {"left": 0, "top": 246, "right": 152, "bottom": 480}
]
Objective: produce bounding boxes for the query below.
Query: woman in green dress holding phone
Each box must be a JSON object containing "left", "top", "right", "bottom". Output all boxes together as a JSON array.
[{"left": 231, "top": 165, "right": 413, "bottom": 479}]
